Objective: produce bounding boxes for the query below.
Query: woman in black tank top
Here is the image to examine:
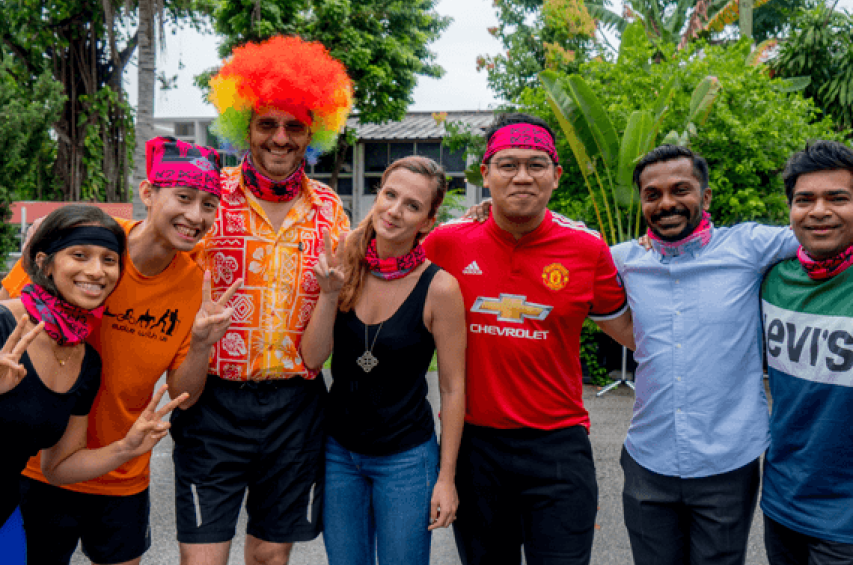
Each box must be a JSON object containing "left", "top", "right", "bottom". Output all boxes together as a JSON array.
[{"left": 302, "top": 156, "right": 466, "bottom": 565}]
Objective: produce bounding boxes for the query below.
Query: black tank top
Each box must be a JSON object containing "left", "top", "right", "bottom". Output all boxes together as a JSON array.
[{"left": 327, "top": 263, "right": 440, "bottom": 456}]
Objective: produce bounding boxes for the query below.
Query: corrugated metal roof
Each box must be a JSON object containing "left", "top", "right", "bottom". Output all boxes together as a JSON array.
[{"left": 348, "top": 111, "right": 494, "bottom": 141}]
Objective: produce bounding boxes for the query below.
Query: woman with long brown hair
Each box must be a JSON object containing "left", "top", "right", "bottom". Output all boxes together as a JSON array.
[{"left": 301, "top": 155, "right": 466, "bottom": 564}]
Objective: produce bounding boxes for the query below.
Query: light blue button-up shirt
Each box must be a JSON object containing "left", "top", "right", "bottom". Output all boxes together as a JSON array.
[{"left": 611, "top": 224, "right": 798, "bottom": 478}]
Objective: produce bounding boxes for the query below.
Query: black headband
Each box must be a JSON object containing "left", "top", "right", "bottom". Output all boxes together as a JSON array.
[{"left": 43, "top": 226, "right": 122, "bottom": 256}]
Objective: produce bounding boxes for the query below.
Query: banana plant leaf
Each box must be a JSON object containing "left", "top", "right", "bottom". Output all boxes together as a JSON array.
[
  {"left": 562, "top": 74, "right": 621, "bottom": 178},
  {"left": 616, "top": 110, "right": 653, "bottom": 208},
  {"left": 687, "top": 76, "right": 721, "bottom": 126}
]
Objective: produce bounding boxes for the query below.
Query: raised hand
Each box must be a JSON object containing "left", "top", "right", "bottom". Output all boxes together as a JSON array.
[
  {"left": 0, "top": 316, "right": 44, "bottom": 395},
  {"left": 121, "top": 384, "right": 188, "bottom": 457},
  {"left": 313, "top": 229, "right": 348, "bottom": 296},
  {"left": 191, "top": 271, "right": 243, "bottom": 348}
]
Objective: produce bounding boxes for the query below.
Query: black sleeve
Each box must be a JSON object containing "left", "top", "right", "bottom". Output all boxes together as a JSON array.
[
  {"left": 71, "top": 345, "right": 102, "bottom": 416},
  {"left": 0, "top": 305, "right": 17, "bottom": 344}
]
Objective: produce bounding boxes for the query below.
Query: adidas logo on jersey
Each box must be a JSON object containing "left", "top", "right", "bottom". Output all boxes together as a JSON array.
[{"left": 463, "top": 261, "right": 483, "bottom": 275}]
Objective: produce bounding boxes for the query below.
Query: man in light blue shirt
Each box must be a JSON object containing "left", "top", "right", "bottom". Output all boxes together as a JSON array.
[{"left": 610, "top": 145, "right": 799, "bottom": 565}]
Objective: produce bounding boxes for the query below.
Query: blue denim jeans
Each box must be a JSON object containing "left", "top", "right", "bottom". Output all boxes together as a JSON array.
[
  {"left": 323, "top": 434, "right": 439, "bottom": 565},
  {"left": 0, "top": 507, "right": 26, "bottom": 564}
]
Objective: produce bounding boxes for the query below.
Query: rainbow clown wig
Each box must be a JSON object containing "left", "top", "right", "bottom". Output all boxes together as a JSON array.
[{"left": 209, "top": 35, "right": 354, "bottom": 164}]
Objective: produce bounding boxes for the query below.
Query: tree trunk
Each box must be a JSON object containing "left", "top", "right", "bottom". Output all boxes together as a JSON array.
[
  {"left": 52, "top": 22, "right": 99, "bottom": 201},
  {"left": 133, "top": 0, "right": 156, "bottom": 217},
  {"left": 740, "top": 0, "right": 754, "bottom": 40}
]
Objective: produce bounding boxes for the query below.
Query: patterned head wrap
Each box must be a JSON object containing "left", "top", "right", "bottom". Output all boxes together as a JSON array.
[
  {"left": 209, "top": 35, "right": 354, "bottom": 164},
  {"left": 146, "top": 137, "right": 222, "bottom": 197},
  {"left": 483, "top": 123, "right": 559, "bottom": 164}
]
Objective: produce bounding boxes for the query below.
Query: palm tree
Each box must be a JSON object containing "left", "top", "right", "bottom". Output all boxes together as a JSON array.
[
  {"left": 133, "top": 0, "right": 160, "bottom": 218},
  {"left": 587, "top": 0, "right": 767, "bottom": 48}
]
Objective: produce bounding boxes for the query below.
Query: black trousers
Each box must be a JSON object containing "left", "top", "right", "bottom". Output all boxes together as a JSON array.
[
  {"left": 765, "top": 515, "right": 853, "bottom": 565},
  {"left": 453, "top": 424, "right": 598, "bottom": 565},
  {"left": 621, "top": 446, "right": 760, "bottom": 565}
]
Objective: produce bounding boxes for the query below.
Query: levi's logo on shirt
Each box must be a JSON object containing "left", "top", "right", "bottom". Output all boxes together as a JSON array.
[{"left": 763, "top": 301, "right": 853, "bottom": 386}]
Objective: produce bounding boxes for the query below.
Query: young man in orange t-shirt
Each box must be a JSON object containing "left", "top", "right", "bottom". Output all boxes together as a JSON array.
[{"left": 2, "top": 137, "right": 241, "bottom": 565}]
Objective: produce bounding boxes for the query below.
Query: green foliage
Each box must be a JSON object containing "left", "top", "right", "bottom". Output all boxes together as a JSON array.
[
  {"left": 587, "top": 0, "right": 713, "bottom": 46},
  {"left": 1, "top": 0, "right": 207, "bottom": 202},
  {"left": 516, "top": 38, "right": 840, "bottom": 229},
  {"left": 441, "top": 120, "right": 487, "bottom": 187},
  {"left": 437, "top": 190, "right": 468, "bottom": 224},
  {"left": 201, "top": 0, "right": 450, "bottom": 125},
  {"left": 477, "top": 0, "right": 599, "bottom": 102},
  {"left": 79, "top": 88, "right": 136, "bottom": 202},
  {"left": 0, "top": 61, "right": 65, "bottom": 261},
  {"left": 0, "top": 62, "right": 65, "bottom": 201},
  {"left": 580, "top": 320, "right": 609, "bottom": 386},
  {"left": 537, "top": 23, "right": 717, "bottom": 243},
  {"left": 752, "top": 0, "right": 820, "bottom": 42},
  {"left": 771, "top": 5, "right": 853, "bottom": 134}
]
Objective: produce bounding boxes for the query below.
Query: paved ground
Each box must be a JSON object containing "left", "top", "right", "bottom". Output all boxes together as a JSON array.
[{"left": 72, "top": 374, "right": 770, "bottom": 564}]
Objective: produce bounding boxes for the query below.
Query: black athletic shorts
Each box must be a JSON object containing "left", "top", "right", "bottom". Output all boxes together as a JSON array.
[
  {"left": 171, "top": 375, "right": 326, "bottom": 544},
  {"left": 452, "top": 423, "right": 598, "bottom": 565},
  {"left": 19, "top": 476, "right": 151, "bottom": 564}
]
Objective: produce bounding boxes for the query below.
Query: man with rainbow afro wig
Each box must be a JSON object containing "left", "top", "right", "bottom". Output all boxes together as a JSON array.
[{"left": 169, "top": 35, "right": 353, "bottom": 565}]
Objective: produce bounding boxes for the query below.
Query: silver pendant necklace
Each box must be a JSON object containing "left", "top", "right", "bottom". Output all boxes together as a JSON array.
[
  {"left": 356, "top": 282, "right": 400, "bottom": 373},
  {"left": 356, "top": 321, "right": 384, "bottom": 373}
]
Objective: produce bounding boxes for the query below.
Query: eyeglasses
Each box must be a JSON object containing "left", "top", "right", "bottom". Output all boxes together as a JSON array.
[
  {"left": 253, "top": 119, "right": 309, "bottom": 136},
  {"left": 488, "top": 157, "right": 554, "bottom": 178}
]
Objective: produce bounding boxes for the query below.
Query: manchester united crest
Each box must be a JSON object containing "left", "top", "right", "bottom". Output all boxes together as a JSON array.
[{"left": 542, "top": 263, "right": 570, "bottom": 291}]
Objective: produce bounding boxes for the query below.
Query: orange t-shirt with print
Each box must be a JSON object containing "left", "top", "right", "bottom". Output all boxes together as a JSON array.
[{"left": 4, "top": 218, "right": 204, "bottom": 496}]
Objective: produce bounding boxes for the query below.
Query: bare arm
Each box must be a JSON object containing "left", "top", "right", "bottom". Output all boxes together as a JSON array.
[
  {"left": 41, "top": 385, "right": 186, "bottom": 485},
  {"left": 167, "top": 272, "right": 242, "bottom": 408},
  {"left": 0, "top": 288, "right": 9, "bottom": 300},
  {"left": 300, "top": 230, "right": 347, "bottom": 370},
  {"left": 425, "top": 270, "right": 466, "bottom": 530},
  {"left": 594, "top": 309, "right": 635, "bottom": 351}
]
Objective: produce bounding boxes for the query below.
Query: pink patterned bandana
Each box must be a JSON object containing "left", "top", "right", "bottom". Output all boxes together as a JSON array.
[
  {"left": 797, "top": 244, "right": 853, "bottom": 280},
  {"left": 365, "top": 239, "right": 427, "bottom": 280},
  {"left": 242, "top": 156, "right": 304, "bottom": 202},
  {"left": 146, "top": 137, "right": 222, "bottom": 197},
  {"left": 483, "top": 123, "right": 559, "bottom": 164},
  {"left": 648, "top": 211, "right": 714, "bottom": 257},
  {"left": 20, "top": 284, "right": 104, "bottom": 346}
]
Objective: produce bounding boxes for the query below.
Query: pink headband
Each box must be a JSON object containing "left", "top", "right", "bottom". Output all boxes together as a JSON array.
[
  {"left": 146, "top": 137, "right": 222, "bottom": 197},
  {"left": 482, "top": 123, "right": 559, "bottom": 164}
]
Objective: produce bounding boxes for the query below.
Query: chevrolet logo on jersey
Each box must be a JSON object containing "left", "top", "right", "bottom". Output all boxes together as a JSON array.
[{"left": 471, "top": 294, "right": 553, "bottom": 323}]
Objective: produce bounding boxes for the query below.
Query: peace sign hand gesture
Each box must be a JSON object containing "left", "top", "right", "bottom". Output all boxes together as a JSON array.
[
  {"left": 191, "top": 272, "right": 243, "bottom": 349},
  {"left": 313, "top": 229, "right": 348, "bottom": 297},
  {"left": 0, "top": 316, "right": 44, "bottom": 395},
  {"left": 120, "top": 384, "right": 188, "bottom": 457}
]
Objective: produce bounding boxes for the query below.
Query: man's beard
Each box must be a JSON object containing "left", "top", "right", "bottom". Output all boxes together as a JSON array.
[{"left": 650, "top": 208, "right": 702, "bottom": 242}]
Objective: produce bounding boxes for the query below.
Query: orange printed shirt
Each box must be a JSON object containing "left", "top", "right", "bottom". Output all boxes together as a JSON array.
[
  {"left": 4, "top": 218, "right": 204, "bottom": 496},
  {"left": 199, "top": 167, "right": 349, "bottom": 381}
]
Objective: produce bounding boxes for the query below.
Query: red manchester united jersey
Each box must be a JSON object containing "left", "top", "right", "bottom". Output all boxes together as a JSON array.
[{"left": 424, "top": 211, "right": 627, "bottom": 431}]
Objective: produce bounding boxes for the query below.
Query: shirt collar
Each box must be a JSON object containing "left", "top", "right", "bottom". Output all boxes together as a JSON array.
[{"left": 486, "top": 209, "right": 554, "bottom": 246}]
